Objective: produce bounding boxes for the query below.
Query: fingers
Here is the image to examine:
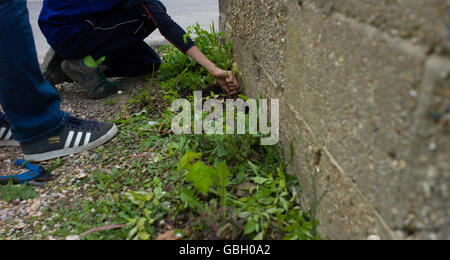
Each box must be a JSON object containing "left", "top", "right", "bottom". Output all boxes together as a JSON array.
[
  {"left": 222, "top": 84, "right": 232, "bottom": 95},
  {"left": 229, "top": 84, "right": 238, "bottom": 91},
  {"left": 225, "top": 71, "right": 239, "bottom": 90},
  {"left": 222, "top": 84, "right": 239, "bottom": 96},
  {"left": 229, "top": 78, "right": 239, "bottom": 89},
  {"left": 216, "top": 70, "right": 240, "bottom": 95},
  {"left": 227, "top": 82, "right": 239, "bottom": 95},
  {"left": 226, "top": 71, "right": 234, "bottom": 83}
]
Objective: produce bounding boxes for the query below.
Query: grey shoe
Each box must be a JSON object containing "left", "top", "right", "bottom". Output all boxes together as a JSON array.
[
  {"left": 40, "top": 48, "right": 72, "bottom": 87},
  {"left": 21, "top": 116, "right": 118, "bottom": 162},
  {"left": 61, "top": 59, "right": 118, "bottom": 99}
]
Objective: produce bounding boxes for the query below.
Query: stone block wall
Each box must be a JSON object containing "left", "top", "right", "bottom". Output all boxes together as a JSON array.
[{"left": 219, "top": 0, "right": 450, "bottom": 240}]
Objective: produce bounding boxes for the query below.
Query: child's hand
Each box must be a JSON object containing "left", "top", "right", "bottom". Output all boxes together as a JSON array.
[
  {"left": 185, "top": 47, "right": 240, "bottom": 95},
  {"left": 212, "top": 69, "right": 240, "bottom": 96}
]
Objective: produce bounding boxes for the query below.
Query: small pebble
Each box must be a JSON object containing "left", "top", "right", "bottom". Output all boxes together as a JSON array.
[
  {"left": 66, "top": 235, "right": 80, "bottom": 240},
  {"left": 0, "top": 153, "right": 9, "bottom": 160},
  {"left": 429, "top": 142, "right": 437, "bottom": 151},
  {"left": 367, "top": 235, "right": 381, "bottom": 240}
]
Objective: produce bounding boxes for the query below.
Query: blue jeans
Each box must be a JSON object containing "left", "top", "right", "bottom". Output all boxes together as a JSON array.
[{"left": 0, "top": 0, "right": 68, "bottom": 144}]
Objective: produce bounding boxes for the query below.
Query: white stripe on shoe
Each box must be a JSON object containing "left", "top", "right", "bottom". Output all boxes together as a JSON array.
[
  {"left": 65, "top": 131, "right": 75, "bottom": 148},
  {"left": 0, "top": 127, "right": 6, "bottom": 139},
  {"left": 84, "top": 132, "right": 91, "bottom": 146},
  {"left": 73, "top": 132, "right": 84, "bottom": 148},
  {"left": 64, "top": 131, "right": 91, "bottom": 149},
  {"left": 4, "top": 130, "right": 12, "bottom": 140}
]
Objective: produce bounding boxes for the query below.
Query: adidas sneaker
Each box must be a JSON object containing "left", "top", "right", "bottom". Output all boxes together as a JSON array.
[{"left": 21, "top": 116, "right": 118, "bottom": 162}]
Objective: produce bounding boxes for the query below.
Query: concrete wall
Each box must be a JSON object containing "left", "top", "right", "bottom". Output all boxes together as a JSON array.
[{"left": 219, "top": 0, "right": 450, "bottom": 240}]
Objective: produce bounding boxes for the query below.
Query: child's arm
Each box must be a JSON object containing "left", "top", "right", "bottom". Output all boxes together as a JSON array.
[{"left": 141, "top": 1, "right": 239, "bottom": 95}]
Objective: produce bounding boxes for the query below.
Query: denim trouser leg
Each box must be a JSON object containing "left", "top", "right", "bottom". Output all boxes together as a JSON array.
[{"left": 0, "top": 0, "right": 68, "bottom": 144}]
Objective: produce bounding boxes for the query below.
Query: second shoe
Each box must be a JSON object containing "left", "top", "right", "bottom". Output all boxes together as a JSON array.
[{"left": 61, "top": 59, "right": 118, "bottom": 99}]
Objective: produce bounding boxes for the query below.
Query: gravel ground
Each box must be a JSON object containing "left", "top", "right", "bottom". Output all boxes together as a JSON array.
[{"left": 0, "top": 77, "right": 148, "bottom": 238}]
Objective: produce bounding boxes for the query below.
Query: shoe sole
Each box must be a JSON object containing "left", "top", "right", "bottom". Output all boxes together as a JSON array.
[
  {"left": 0, "top": 140, "right": 20, "bottom": 147},
  {"left": 23, "top": 125, "right": 119, "bottom": 162}
]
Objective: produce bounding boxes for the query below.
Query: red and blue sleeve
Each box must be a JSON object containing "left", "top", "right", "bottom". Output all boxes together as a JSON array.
[{"left": 140, "top": 1, "right": 196, "bottom": 53}]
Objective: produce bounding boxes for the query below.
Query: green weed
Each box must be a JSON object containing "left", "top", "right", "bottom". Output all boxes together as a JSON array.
[{"left": 0, "top": 179, "right": 38, "bottom": 203}]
